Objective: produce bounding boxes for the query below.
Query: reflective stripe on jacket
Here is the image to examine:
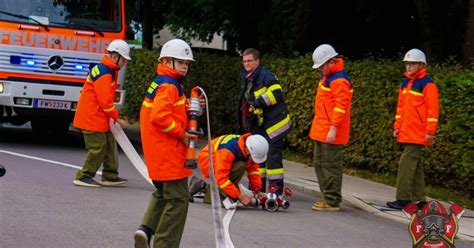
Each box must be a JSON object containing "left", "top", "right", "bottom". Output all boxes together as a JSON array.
[
  {"left": 309, "top": 58, "right": 353, "bottom": 145},
  {"left": 394, "top": 68, "right": 439, "bottom": 146},
  {"left": 73, "top": 56, "right": 119, "bottom": 132},
  {"left": 197, "top": 133, "right": 262, "bottom": 199},
  {"left": 140, "top": 65, "right": 191, "bottom": 181},
  {"left": 238, "top": 66, "right": 291, "bottom": 141}
]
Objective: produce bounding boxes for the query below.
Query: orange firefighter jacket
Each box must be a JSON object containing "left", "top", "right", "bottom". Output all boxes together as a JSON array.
[
  {"left": 309, "top": 58, "right": 353, "bottom": 145},
  {"left": 394, "top": 68, "right": 439, "bottom": 146},
  {"left": 197, "top": 134, "right": 262, "bottom": 199},
  {"left": 140, "top": 65, "right": 191, "bottom": 181},
  {"left": 73, "top": 56, "right": 119, "bottom": 132}
]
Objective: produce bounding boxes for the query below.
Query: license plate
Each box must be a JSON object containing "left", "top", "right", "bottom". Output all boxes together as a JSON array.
[{"left": 34, "top": 99, "right": 71, "bottom": 110}]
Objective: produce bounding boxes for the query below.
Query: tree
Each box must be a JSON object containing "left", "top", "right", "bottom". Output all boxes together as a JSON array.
[
  {"left": 128, "top": 0, "right": 172, "bottom": 50},
  {"left": 414, "top": 0, "right": 469, "bottom": 61},
  {"left": 130, "top": 0, "right": 470, "bottom": 60}
]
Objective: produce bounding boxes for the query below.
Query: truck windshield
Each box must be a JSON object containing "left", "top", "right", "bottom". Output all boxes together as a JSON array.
[{"left": 0, "top": 0, "right": 122, "bottom": 32}]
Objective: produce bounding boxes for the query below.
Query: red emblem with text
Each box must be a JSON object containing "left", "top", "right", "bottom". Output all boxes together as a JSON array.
[{"left": 403, "top": 200, "right": 465, "bottom": 248}]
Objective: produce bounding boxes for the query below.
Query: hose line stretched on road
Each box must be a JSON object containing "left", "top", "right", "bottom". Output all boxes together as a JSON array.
[
  {"left": 199, "top": 87, "right": 234, "bottom": 248},
  {"left": 109, "top": 119, "right": 153, "bottom": 186}
]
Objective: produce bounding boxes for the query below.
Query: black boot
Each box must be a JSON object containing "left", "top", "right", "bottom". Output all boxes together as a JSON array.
[
  {"left": 134, "top": 225, "right": 153, "bottom": 248},
  {"left": 188, "top": 176, "right": 206, "bottom": 203}
]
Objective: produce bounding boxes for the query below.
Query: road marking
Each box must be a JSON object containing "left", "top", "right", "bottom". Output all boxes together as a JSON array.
[{"left": 0, "top": 149, "right": 102, "bottom": 175}]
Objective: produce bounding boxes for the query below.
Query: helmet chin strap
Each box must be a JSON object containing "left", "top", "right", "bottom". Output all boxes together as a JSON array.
[
  {"left": 172, "top": 58, "right": 176, "bottom": 69},
  {"left": 114, "top": 55, "right": 120, "bottom": 66}
]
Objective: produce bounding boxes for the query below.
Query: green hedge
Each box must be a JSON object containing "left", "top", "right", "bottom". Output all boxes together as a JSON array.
[{"left": 123, "top": 50, "right": 473, "bottom": 198}]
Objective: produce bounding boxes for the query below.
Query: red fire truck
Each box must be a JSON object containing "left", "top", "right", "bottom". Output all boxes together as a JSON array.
[{"left": 0, "top": 0, "right": 129, "bottom": 135}]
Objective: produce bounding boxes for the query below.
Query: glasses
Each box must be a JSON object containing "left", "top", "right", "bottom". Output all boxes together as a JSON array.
[{"left": 242, "top": 59, "right": 256, "bottom": 64}]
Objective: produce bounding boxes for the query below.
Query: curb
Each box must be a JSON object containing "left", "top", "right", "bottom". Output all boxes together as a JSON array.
[
  {"left": 122, "top": 126, "right": 473, "bottom": 243},
  {"left": 284, "top": 178, "right": 474, "bottom": 243}
]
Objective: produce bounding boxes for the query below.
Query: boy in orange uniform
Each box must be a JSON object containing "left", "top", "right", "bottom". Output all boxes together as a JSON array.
[
  {"left": 309, "top": 44, "right": 353, "bottom": 211},
  {"left": 195, "top": 133, "right": 268, "bottom": 206},
  {"left": 134, "top": 39, "right": 199, "bottom": 248},
  {"left": 386, "top": 49, "right": 439, "bottom": 210},
  {"left": 73, "top": 39, "right": 131, "bottom": 187}
]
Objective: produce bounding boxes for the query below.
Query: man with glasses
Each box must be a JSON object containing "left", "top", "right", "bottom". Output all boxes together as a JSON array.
[{"left": 237, "top": 48, "right": 291, "bottom": 196}]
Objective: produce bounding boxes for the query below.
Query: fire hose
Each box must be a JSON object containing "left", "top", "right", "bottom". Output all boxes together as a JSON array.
[
  {"left": 110, "top": 86, "right": 235, "bottom": 247},
  {"left": 195, "top": 86, "right": 231, "bottom": 248},
  {"left": 110, "top": 119, "right": 153, "bottom": 186}
]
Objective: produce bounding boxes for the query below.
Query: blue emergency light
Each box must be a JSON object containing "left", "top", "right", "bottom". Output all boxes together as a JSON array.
[
  {"left": 26, "top": 60, "right": 35, "bottom": 66},
  {"left": 75, "top": 64, "right": 84, "bottom": 70},
  {"left": 10, "top": 55, "right": 21, "bottom": 64}
]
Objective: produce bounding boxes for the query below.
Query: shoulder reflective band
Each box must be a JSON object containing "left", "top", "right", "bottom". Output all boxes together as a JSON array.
[{"left": 162, "top": 121, "right": 176, "bottom": 133}]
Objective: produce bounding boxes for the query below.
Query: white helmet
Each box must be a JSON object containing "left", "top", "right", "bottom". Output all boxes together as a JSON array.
[
  {"left": 107, "top": 39, "right": 131, "bottom": 60},
  {"left": 245, "top": 135, "right": 269, "bottom": 164},
  {"left": 312, "top": 44, "right": 338, "bottom": 69},
  {"left": 159, "top": 39, "right": 195, "bottom": 61},
  {"left": 403, "top": 48, "right": 426, "bottom": 64}
]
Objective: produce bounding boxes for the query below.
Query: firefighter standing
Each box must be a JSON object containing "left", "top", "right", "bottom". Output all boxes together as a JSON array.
[
  {"left": 238, "top": 48, "right": 291, "bottom": 195},
  {"left": 309, "top": 44, "right": 353, "bottom": 211},
  {"left": 73, "top": 39, "right": 131, "bottom": 188},
  {"left": 133, "top": 39, "right": 199, "bottom": 248},
  {"left": 386, "top": 49, "right": 439, "bottom": 210},
  {"left": 191, "top": 134, "right": 268, "bottom": 206}
]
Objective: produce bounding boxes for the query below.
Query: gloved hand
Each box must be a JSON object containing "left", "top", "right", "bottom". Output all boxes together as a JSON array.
[
  {"left": 249, "top": 99, "right": 261, "bottom": 108},
  {"left": 110, "top": 110, "right": 119, "bottom": 123}
]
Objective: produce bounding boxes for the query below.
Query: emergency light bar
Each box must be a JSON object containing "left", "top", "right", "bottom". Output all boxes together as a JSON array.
[{"left": 9, "top": 55, "right": 36, "bottom": 66}]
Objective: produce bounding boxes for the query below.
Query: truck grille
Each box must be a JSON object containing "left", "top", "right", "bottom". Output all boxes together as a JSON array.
[{"left": 0, "top": 44, "right": 101, "bottom": 79}]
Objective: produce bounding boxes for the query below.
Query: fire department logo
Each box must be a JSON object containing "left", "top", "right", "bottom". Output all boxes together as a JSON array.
[
  {"left": 403, "top": 200, "right": 465, "bottom": 248},
  {"left": 47, "top": 55, "right": 64, "bottom": 70}
]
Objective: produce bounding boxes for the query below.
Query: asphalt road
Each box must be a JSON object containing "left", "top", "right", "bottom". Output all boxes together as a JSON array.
[{"left": 1, "top": 125, "right": 472, "bottom": 248}]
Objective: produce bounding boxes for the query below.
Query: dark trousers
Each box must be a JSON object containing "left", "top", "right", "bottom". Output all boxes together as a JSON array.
[
  {"left": 261, "top": 138, "right": 285, "bottom": 194},
  {"left": 75, "top": 130, "right": 118, "bottom": 181},
  {"left": 140, "top": 178, "right": 189, "bottom": 248},
  {"left": 204, "top": 161, "right": 247, "bottom": 203},
  {"left": 312, "top": 141, "right": 343, "bottom": 207},
  {"left": 395, "top": 144, "right": 426, "bottom": 202}
]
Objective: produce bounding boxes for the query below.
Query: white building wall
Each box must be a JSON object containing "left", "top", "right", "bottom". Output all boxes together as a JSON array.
[{"left": 154, "top": 27, "right": 227, "bottom": 50}]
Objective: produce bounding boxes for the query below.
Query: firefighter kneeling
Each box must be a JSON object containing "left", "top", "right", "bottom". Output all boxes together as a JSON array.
[{"left": 189, "top": 134, "right": 268, "bottom": 207}]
